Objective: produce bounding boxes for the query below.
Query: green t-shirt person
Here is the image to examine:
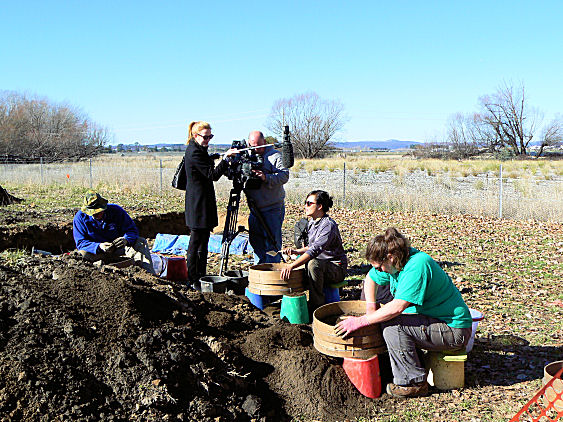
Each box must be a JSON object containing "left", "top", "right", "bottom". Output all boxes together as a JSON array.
[{"left": 367, "top": 248, "right": 472, "bottom": 328}]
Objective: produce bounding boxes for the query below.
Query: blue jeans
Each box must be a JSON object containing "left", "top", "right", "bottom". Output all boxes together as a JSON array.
[{"left": 248, "top": 204, "right": 285, "bottom": 264}]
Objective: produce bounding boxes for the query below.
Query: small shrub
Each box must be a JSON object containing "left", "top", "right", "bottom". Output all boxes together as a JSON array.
[
  {"left": 392, "top": 174, "right": 404, "bottom": 186},
  {"left": 513, "top": 179, "right": 531, "bottom": 197},
  {"left": 474, "top": 180, "right": 485, "bottom": 190}
]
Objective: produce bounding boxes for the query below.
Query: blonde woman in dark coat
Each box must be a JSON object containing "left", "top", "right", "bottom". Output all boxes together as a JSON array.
[{"left": 184, "top": 121, "right": 237, "bottom": 287}]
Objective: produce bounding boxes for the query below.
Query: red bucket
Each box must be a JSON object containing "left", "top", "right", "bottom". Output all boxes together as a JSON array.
[
  {"left": 163, "top": 256, "right": 188, "bottom": 281},
  {"left": 343, "top": 354, "right": 381, "bottom": 399}
]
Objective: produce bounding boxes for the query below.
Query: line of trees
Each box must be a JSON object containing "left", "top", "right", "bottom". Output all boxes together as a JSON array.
[
  {"left": 0, "top": 91, "right": 110, "bottom": 161},
  {"left": 416, "top": 82, "right": 562, "bottom": 159}
]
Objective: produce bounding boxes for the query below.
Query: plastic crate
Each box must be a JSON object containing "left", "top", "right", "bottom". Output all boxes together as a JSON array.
[{"left": 510, "top": 367, "right": 563, "bottom": 421}]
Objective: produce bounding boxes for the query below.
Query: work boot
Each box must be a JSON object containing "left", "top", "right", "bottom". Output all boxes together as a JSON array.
[{"left": 386, "top": 381, "right": 429, "bottom": 398}]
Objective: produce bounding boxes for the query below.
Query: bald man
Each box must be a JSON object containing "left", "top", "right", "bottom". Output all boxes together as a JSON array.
[{"left": 245, "top": 130, "right": 289, "bottom": 264}]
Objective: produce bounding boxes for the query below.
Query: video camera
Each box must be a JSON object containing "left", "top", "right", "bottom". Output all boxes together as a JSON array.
[{"left": 224, "top": 139, "right": 264, "bottom": 190}]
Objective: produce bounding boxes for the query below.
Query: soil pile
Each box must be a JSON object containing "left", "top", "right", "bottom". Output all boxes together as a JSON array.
[{"left": 0, "top": 255, "right": 382, "bottom": 421}]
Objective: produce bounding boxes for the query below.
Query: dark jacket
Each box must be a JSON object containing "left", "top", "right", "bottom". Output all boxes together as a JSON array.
[{"left": 184, "top": 140, "right": 228, "bottom": 229}]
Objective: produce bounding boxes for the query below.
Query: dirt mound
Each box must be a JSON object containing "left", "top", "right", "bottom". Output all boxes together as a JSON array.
[
  {"left": 0, "top": 255, "right": 381, "bottom": 421},
  {"left": 240, "top": 325, "right": 385, "bottom": 420}
]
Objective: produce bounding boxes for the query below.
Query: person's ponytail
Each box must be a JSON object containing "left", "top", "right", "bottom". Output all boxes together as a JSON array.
[{"left": 187, "top": 121, "right": 197, "bottom": 144}]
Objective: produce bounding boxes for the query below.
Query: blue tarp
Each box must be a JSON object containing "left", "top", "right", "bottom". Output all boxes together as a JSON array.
[{"left": 151, "top": 233, "right": 253, "bottom": 256}]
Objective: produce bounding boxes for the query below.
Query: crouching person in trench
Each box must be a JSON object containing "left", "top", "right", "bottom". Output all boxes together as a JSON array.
[
  {"left": 72, "top": 190, "right": 155, "bottom": 275},
  {"left": 280, "top": 190, "right": 348, "bottom": 315},
  {"left": 335, "top": 227, "right": 472, "bottom": 398}
]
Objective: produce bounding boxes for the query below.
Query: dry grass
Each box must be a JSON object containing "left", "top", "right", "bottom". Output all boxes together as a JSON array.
[
  {"left": 1, "top": 153, "right": 562, "bottom": 221},
  {"left": 295, "top": 155, "right": 563, "bottom": 179}
]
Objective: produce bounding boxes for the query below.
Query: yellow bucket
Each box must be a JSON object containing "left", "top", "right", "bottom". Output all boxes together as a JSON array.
[{"left": 425, "top": 351, "right": 467, "bottom": 390}]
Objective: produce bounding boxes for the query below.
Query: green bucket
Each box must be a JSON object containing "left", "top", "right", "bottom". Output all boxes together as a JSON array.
[{"left": 280, "top": 293, "right": 309, "bottom": 324}]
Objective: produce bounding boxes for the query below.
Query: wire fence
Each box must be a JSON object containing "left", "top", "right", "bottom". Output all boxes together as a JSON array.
[{"left": 1, "top": 157, "right": 562, "bottom": 222}]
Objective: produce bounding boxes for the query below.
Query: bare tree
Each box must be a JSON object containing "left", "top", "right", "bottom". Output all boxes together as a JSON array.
[
  {"left": 441, "top": 82, "right": 562, "bottom": 158},
  {"left": 445, "top": 113, "right": 482, "bottom": 158},
  {"left": 266, "top": 92, "right": 347, "bottom": 159},
  {"left": 476, "top": 82, "right": 540, "bottom": 156},
  {"left": 467, "top": 112, "right": 503, "bottom": 153},
  {"left": 537, "top": 115, "right": 563, "bottom": 157},
  {"left": 0, "top": 91, "right": 110, "bottom": 161}
]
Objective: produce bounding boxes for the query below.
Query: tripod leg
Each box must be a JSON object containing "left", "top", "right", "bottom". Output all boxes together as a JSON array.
[{"left": 219, "top": 187, "right": 242, "bottom": 275}]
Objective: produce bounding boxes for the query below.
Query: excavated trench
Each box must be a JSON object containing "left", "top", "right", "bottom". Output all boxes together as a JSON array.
[{"left": 0, "top": 212, "right": 187, "bottom": 253}]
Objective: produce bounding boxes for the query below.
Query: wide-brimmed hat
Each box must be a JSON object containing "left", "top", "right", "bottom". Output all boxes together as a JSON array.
[{"left": 81, "top": 190, "right": 108, "bottom": 216}]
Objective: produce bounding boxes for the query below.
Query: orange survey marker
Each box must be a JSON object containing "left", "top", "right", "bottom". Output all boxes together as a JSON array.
[{"left": 509, "top": 367, "right": 563, "bottom": 421}]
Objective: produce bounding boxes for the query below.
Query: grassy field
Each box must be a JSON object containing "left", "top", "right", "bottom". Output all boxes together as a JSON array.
[
  {"left": 294, "top": 154, "right": 563, "bottom": 178},
  {"left": 4, "top": 152, "right": 563, "bottom": 178},
  {"left": 1, "top": 153, "right": 562, "bottom": 221}
]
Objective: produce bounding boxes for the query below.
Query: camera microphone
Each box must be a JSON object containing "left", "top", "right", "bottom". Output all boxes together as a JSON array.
[{"left": 281, "top": 125, "right": 294, "bottom": 169}]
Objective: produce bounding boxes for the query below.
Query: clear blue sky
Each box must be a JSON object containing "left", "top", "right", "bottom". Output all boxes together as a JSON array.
[{"left": 2, "top": 1, "right": 562, "bottom": 145}]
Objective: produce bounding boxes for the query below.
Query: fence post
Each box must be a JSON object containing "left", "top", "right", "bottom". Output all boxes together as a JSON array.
[
  {"left": 159, "top": 159, "right": 163, "bottom": 194},
  {"left": 343, "top": 161, "right": 346, "bottom": 206},
  {"left": 89, "top": 158, "right": 93, "bottom": 188},
  {"left": 498, "top": 164, "right": 503, "bottom": 219}
]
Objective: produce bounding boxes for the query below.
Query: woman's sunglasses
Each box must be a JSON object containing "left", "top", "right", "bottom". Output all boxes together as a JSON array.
[{"left": 197, "top": 133, "right": 214, "bottom": 141}]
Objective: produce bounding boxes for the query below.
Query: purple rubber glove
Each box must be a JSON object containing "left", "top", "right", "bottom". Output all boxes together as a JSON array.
[{"left": 334, "top": 315, "right": 371, "bottom": 338}]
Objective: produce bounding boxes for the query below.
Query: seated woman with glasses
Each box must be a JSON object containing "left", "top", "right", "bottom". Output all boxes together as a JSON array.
[
  {"left": 184, "top": 121, "right": 238, "bottom": 288},
  {"left": 280, "top": 190, "right": 348, "bottom": 313}
]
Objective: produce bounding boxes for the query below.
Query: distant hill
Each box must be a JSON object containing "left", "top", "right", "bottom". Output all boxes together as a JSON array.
[
  {"left": 334, "top": 140, "right": 422, "bottom": 150},
  {"left": 153, "top": 143, "right": 185, "bottom": 149},
  {"left": 111, "top": 139, "right": 422, "bottom": 152}
]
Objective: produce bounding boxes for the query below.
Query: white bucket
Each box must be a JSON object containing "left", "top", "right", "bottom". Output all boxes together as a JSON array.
[{"left": 466, "top": 308, "right": 484, "bottom": 353}]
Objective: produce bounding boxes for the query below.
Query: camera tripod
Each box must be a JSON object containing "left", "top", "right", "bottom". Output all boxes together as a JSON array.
[{"left": 219, "top": 182, "right": 285, "bottom": 276}]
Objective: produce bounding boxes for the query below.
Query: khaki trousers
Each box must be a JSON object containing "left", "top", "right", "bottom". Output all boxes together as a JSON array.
[
  {"left": 78, "top": 237, "right": 155, "bottom": 275},
  {"left": 306, "top": 258, "right": 347, "bottom": 312}
]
